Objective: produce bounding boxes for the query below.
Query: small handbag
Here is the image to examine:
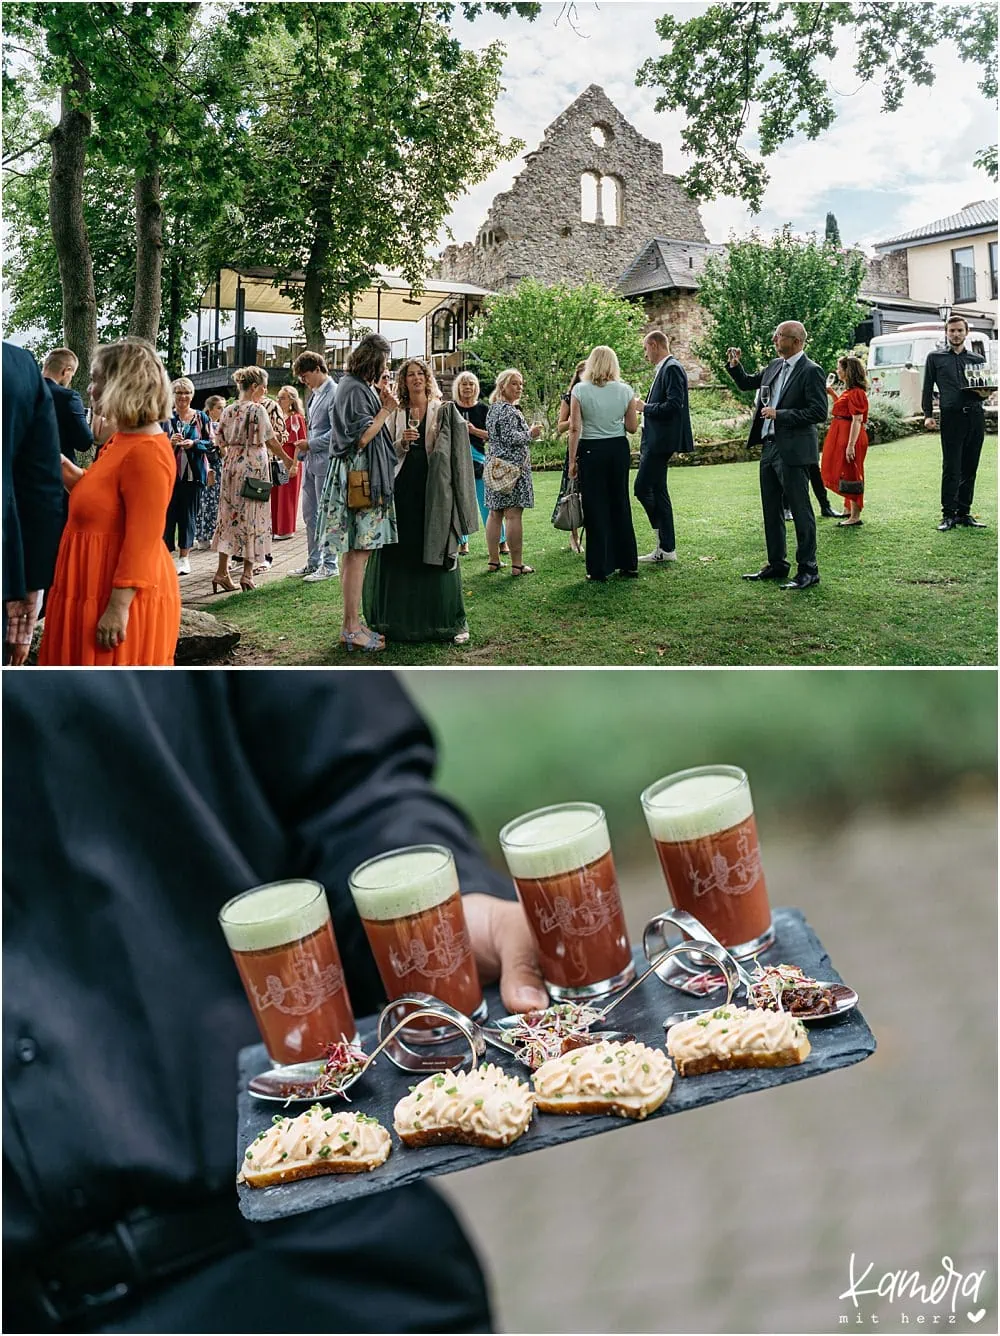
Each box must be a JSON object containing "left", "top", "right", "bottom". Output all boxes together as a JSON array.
[
  {"left": 839, "top": 477, "right": 864, "bottom": 495},
  {"left": 483, "top": 453, "right": 522, "bottom": 493},
  {"left": 270, "top": 455, "right": 290, "bottom": 487},
  {"left": 347, "top": 469, "right": 372, "bottom": 511},
  {"left": 240, "top": 474, "right": 273, "bottom": 502},
  {"left": 552, "top": 479, "right": 584, "bottom": 532}
]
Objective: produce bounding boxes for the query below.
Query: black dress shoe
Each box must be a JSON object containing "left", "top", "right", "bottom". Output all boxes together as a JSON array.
[
  {"left": 821, "top": 507, "right": 846, "bottom": 519},
  {"left": 958, "top": 515, "right": 988, "bottom": 528},
  {"left": 742, "top": 565, "right": 789, "bottom": 581},
  {"left": 781, "top": 571, "right": 820, "bottom": 590},
  {"left": 937, "top": 516, "right": 959, "bottom": 531}
]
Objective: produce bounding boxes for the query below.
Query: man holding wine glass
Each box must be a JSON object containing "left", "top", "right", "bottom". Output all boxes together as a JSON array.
[{"left": 726, "top": 322, "right": 829, "bottom": 591}]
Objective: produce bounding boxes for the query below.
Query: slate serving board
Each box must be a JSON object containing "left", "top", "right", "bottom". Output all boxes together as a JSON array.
[{"left": 236, "top": 907, "right": 875, "bottom": 1221}]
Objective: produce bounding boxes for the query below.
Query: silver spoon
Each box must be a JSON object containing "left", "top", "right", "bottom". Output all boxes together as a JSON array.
[
  {"left": 643, "top": 909, "right": 859, "bottom": 1023},
  {"left": 248, "top": 1002, "right": 482, "bottom": 1104}
]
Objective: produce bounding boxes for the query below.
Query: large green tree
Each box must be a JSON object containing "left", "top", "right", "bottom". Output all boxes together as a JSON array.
[
  {"left": 461, "top": 279, "right": 649, "bottom": 433},
  {"left": 694, "top": 228, "right": 868, "bottom": 395},
  {"left": 216, "top": 2, "right": 529, "bottom": 351},
  {"left": 637, "top": 2, "right": 998, "bottom": 211}
]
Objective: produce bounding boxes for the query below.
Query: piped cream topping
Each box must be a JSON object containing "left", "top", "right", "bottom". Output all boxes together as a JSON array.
[
  {"left": 532, "top": 1039, "right": 673, "bottom": 1101},
  {"left": 666, "top": 1005, "right": 807, "bottom": 1063},
  {"left": 220, "top": 880, "right": 329, "bottom": 953},
  {"left": 239, "top": 1105, "right": 390, "bottom": 1176},
  {"left": 393, "top": 1064, "right": 534, "bottom": 1141},
  {"left": 349, "top": 847, "right": 458, "bottom": 921}
]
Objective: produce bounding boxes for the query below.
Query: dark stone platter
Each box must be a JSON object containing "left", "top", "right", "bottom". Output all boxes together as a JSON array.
[{"left": 236, "top": 907, "right": 875, "bottom": 1221}]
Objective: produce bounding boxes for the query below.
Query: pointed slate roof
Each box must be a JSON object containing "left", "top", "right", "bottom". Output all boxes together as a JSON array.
[{"left": 617, "top": 238, "right": 725, "bottom": 297}]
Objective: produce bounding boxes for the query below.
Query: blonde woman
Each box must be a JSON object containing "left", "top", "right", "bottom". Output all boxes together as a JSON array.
[
  {"left": 484, "top": 368, "right": 542, "bottom": 576},
  {"left": 363, "top": 358, "right": 475, "bottom": 643},
  {"left": 272, "top": 384, "right": 306, "bottom": 539},
  {"left": 39, "top": 338, "right": 181, "bottom": 665},
  {"left": 452, "top": 370, "right": 506, "bottom": 557},
  {"left": 568, "top": 345, "right": 640, "bottom": 582},
  {"left": 211, "top": 366, "right": 290, "bottom": 593},
  {"left": 166, "top": 377, "right": 212, "bottom": 574}
]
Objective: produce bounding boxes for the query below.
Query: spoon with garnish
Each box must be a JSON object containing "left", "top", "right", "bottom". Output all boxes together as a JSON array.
[
  {"left": 484, "top": 940, "right": 741, "bottom": 1069},
  {"left": 643, "top": 909, "right": 859, "bottom": 1023},
  {"left": 248, "top": 1003, "right": 482, "bottom": 1104}
]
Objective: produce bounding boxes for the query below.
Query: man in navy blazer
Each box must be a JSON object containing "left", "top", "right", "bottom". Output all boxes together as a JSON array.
[
  {"left": 42, "top": 347, "right": 94, "bottom": 464},
  {"left": 633, "top": 329, "right": 694, "bottom": 562},
  {"left": 2, "top": 342, "right": 64, "bottom": 661},
  {"left": 727, "top": 321, "right": 829, "bottom": 591}
]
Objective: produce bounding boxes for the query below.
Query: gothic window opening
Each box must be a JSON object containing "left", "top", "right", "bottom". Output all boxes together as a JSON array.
[
  {"left": 590, "top": 122, "right": 612, "bottom": 147},
  {"left": 600, "top": 175, "right": 622, "bottom": 226},
  {"left": 580, "top": 172, "right": 599, "bottom": 223},
  {"left": 431, "top": 309, "right": 455, "bottom": 355}
]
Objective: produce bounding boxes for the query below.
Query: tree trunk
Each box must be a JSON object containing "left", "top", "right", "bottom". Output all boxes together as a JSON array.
[
  {"left": 165, "top": 214, "right": 184, "bottom": 377},
  {"left": 303, "top": 178, "right": 334, "bottom": 352},
  {"left": 48, "top": 65, "right": 97, "bottom": 394},
  {"left": 129, "top": 152, "right": 163, "bottom": 344}
]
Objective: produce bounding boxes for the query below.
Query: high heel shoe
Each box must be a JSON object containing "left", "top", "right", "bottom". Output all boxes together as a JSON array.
[
  {"left": 240, "top": 574, "right": 256, "bottom": 592},
  {"left": 211, "top": 575, "right": 239, "bottom": 594}
]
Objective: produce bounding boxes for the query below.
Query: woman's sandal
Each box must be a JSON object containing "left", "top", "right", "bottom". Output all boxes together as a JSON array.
[
  {"left": 340, "top": 627, "right": 385, "bottom": 653},
  {"left": 453, "top": 629, "right": 471, "bottom": 645},
  {"left": 211, "top": 575, "right": 239, "bottom": 594},
  {"left": 486, "top": 560, "right": 503, "bottom": 572},
  {"left": 240, "top": 575, "right": 256, "bottom": 592},
  {"left": 511, "top": 564, "right": 535, "bottom": 576}
]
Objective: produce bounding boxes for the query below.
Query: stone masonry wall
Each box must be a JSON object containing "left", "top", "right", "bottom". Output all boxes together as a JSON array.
[
  {"left": 437, "top": 85, "right": 706, "bottom": 291},
  {"left": 864, "top": 249, "right": 909, "bottom": 297},
  {"left": 640, "top": 290, "right": 713, "bottom": 384}
]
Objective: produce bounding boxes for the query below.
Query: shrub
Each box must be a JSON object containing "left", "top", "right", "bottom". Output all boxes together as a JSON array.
[{"left": 866, "top": 394, "right": 911, "bottom": 443}]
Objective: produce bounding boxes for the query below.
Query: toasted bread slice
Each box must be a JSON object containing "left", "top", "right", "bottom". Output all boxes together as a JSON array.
[
  {"left": 238, "top": 1105, "right": 391, "bottom": 1187},
  {"left": 393, "top": 1064, "right": 534, "bottom": 1149},
  {"left": 666, "top": 1005, "right": 811, "bottom": 1077},
  {"left": 532, "top": 1039, "right": 674, "bottom": 1121}
]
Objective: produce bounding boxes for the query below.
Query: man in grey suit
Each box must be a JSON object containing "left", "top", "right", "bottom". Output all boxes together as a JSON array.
[
  {"left": 633, "top": 329, "right": 694, "bottom": 562},
  {"left": 727, "top": 322, "right": 828, "bottom": 590}
]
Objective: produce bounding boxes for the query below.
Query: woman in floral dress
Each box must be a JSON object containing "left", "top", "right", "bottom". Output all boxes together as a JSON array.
[
  {"left": 483, "top": 368, "right": 542, "bottom": 576},
  {"left": 210, "top": 366, "right": 293, "bottom": 593}
]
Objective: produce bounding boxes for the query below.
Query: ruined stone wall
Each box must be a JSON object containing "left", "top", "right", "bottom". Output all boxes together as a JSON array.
[
  {"left": 864, "top": 249, "right": 909, "bottom": 297},
  {"left": 437, "top": 85, "right": 706, "bottom": 291},
  {"left": 639, "top": 291, "right": 713, "bottom": 384}
]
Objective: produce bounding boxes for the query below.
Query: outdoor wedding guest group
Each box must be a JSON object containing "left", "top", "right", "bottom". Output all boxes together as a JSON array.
[{"left": 2, "top": 311, "right": 992, "bottom": 664}]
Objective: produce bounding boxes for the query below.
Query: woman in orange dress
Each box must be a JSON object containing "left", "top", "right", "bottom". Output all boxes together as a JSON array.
[
  {"left": 821, "top": 355, "right": 869, "bottom": 527},
  {"left": 39, "top": 339, "right": 181, "bottom": 665}
]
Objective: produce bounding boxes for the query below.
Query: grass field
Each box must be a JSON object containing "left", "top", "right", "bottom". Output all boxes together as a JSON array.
[{"left": 212, "top": 433, "right": 997, "bottom": 666}]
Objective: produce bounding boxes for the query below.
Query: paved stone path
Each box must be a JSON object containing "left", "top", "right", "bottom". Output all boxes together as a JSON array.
[
  {"left": 437, "top": 800, "right": 997, "bottom": 1334},
  {"left": 179, "top": 524, "right": 312, "bottom": 606}
]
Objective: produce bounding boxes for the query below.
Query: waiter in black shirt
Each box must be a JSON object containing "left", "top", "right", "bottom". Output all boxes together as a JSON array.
[
  {"left": 3, "top": 672, "right": 549, "bottom": 1334},
  {"left": 922, "top": 314, "right": 990, "bottom": 530}
]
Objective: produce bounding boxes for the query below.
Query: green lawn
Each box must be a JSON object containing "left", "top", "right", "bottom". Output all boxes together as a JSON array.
[{"left": 212, "top": 433, "right": 997, "bottom": 666}]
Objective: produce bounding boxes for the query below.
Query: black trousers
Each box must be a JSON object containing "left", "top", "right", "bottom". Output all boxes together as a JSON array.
[
  {"left": 7, "top": 1186, "right": 492, "bottom": 1335},
  {"left": 760, "top": 442, "right": 817, "bottom": 575},
  {"left": 633, "top": 446, "right": 676, "bottom": 550},
  {"left": 939, "top": 405, "right": 985, "bottom": 517},
  {"left": 781, "top": 463, "right": 830, "bottom": 513},
  {"left": 578, "top": 435, "right": 638, "bottom": 580},
  {"left": 164, "top": 479, "right": 201, "bottom": 551}
]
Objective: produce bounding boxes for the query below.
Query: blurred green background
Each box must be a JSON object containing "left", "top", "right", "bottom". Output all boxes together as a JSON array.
[{"left": 403, "top": 669, "right": 997, "bottom": 859}]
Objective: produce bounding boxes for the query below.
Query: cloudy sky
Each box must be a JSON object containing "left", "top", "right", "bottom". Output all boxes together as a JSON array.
[{"left": 438, "top": 0, "right": 996, "bottom": 254}]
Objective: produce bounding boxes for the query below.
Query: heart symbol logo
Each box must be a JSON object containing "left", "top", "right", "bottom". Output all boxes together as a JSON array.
[{"left": 967, "top": 1310, "right": 985, "bottom": 1324}]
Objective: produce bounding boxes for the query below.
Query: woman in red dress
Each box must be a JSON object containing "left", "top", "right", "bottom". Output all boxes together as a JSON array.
[
  {"left": 271, "top": 385, "right": 306, "bottom": 538},
  {"left": 821, "top": 355, "right": 869, "bottom": 527}
]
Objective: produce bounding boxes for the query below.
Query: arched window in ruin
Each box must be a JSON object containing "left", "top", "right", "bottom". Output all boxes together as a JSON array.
[
  {"left": 600, "top": 175, "right": 622, "bottom": 226},
  {"left": 580, "top": 171, "right": 600, "bottom": 223},
  {"left": 431, "top": 309, "right": 455, "bottom": 354},
  {"left": 590, "top": 122, "right": 612, "bottom": 147}
]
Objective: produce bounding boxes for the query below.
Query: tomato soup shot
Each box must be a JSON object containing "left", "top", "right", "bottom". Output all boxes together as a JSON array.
[
  {"left": 498, "top": 803, "right": 634, "bottom": 1000},
  {"left": 219, "top": 880, "right": 357, "bottom": 1066},
  {"left": 348, "top": 845, "right": 485, "bottom": 1032},
  {"left": 640, "top": 766, "right": 774, "bottom": 958}
]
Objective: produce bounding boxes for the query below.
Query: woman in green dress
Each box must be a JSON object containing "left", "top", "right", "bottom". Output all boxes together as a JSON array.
[{"left": 363, "top": 358, "right": 471, "bottom": 645}]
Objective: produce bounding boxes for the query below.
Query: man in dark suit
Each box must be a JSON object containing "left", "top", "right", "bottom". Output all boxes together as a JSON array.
[
  {"left": 633, "top": 329, "right": 694, "bottom": 563},
  {"left": 2, "top": 341, "right": 64, "bottom": 662},
  {"left": 727, "top": 322, "right": 829, "bottom": 590},
  {"left": 42, "top": 347, "right": 94, "bottom": 464}
]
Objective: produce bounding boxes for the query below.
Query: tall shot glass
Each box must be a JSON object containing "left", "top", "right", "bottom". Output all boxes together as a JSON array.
[
  {"left": 640, "top": 765, "right": 775, "bottom": 958},
  {"left": 348, "top": 845, "right": 486, "bottom": 1030},
  {"left": 219, "top": 879, "right": 357, "bottom": 1066},
  {"left": 498, "top": 802, "right": 635, "bottom": 1000}
]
